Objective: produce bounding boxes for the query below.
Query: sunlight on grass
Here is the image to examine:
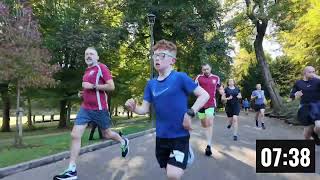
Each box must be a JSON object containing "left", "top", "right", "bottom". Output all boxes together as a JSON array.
[{"left": 0, "top": 121, "right": 152, "bottom": 168}]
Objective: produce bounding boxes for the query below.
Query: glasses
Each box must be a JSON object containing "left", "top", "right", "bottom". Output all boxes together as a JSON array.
[{"left": 152, "top": 52, "right": 175, "bottom": 60}]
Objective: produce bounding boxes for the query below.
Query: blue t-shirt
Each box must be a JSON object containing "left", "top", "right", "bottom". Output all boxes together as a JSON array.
[
  {"left": 243, "top": 100, "right": 250, "bottom": 108},
  {"left": 252, "top": 90, "right": 265, "bottom": 105},
  {"left": 143, "top": 71, "right": 197, "bottom": 138}
]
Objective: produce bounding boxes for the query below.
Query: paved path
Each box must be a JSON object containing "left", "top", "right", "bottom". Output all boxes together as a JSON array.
[{"left": 2, "top": 112, "right": 320, "bottom": 180}]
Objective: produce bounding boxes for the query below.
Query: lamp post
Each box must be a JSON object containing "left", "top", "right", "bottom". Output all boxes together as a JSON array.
[
  {"left": 147, "top": 13, "right": 156, "bottom": 79},
  {"left": 147, "top": 13, "right": 156, "bottom": 128}
]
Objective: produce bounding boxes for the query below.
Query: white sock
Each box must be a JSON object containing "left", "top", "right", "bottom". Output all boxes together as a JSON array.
[
  {"left": 67, "top": 163, "right": 76, "bottom": 172},
  {"left": 120, "top": 138, "right": 125, "bottom": 146},
  {"left": 206, "top": 127, "right": 213, "bottom": 146}
]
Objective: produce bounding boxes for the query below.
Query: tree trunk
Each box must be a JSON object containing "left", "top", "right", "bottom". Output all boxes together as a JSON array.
[
  {"left": 14, "top": 81, "right": 23, "bottom": 147},
  {"left": 66, "top": 101, "right": 71, "bottom": 126},
  {"left": 0, "top": 83, "right": 11, "bottom": 132},
  {"left": 127, "top": 110, "right": 130, "bottom": 119},
  {"left": 27, "top": 96, "right": 33, "bottom": 128},
  {"left": 254, "top": 20, "right": 283, "bottom": 113},
  {"left": 115, "top": 106, "right": 118, "bottom": 116},
  {"left": 58, "top": 99, "right": 68, "bottom": 128}
]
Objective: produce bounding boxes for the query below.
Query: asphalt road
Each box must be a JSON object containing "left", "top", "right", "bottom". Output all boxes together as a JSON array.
[{"left": 2, "top": 112, "right": 320, "bottom": 180}]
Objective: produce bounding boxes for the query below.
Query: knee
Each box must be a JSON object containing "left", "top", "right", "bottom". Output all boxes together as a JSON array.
[
  {"left": 167, "top": 170, "right": 182, "bottom": 180},
  {"left": 303, "top": 131, "right": 312, "bottom": 139},
  {"left": 314, "top": 126, "right": 320, "bottom": 133},
  {"left": 103, "top": 129, "right": 112, "bottom": 138},
  {"left": 201, "top": 120, "right": 211, "bottom": 128},
  {"left": 71, "top": 131, "right": 81, "bottom": 140}
]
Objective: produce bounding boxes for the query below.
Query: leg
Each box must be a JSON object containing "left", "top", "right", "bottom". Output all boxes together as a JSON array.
[
  {"left": 312, "top": 121, "right": 320, "bottom": 145},
  {"left": 166, "top": 164, "right": 184, "bottom": 180},
  {"left": 260, "top": 109, "right": 265, "bottom": 123},
  {"left": 98, "top": 126, "right": 103, "bottom": 139},
  {"left": 314, "top": 120, "right": 320, "bottom": 134},
  {"left": 260, "top": 108, "right": 266, "bottom": 129},
  {"left": 304, "top": 125, "right": 314, "bottom": 139},
  {"left": 255, "top": 111, "right": 259, "bottom": 127},
  {"left": 104, "top": 128, "right": 124, "bottom": 142},
  {"left": 165, "top": 137, "right": 189, "bottom": 180},
  {"left": 89, "top": 122, "right": 96, "bottom": 140},
  {"left": 201, "top": 115, "right": 214, "bottom": 156},
  {"left": 227, "top": 117, "right": 233, "bottom": 128},
  {"left": 54, "top": 108, "right": 89, "bottom": 180},
  {"left": 201, "top": 108, "right": 214, "bottom": 147},
  {"left": 70, "top": 124, "right": 87, "bottom": 165},
  {"left": 233, "top": 115, "right": 238, "bottom": 141},
  {"left": 204, "top": 116, "right": 213, "bottom": 146}
]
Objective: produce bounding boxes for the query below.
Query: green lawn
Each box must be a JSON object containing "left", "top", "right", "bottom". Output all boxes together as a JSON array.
[
  {"left": 0, "top": 118, "right": 151, "bottom": 168},
  {"left": 0, "top": 116, "right": 148, "bottom": 140}
]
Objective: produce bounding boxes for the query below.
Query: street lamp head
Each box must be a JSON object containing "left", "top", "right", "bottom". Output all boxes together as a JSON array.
[{"left": 147, "top": 13, "right": 156, "bottom": 25}]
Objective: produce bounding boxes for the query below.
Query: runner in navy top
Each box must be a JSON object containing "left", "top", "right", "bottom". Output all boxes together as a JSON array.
[
  {"left": 125, "top": 40, "right": 209, "bottom": 180},
  {"left": 221, "top": 79, "right": 242, "bottom": 141},
  {"left": 290, "top": 66, "right": 320, "bottom": 145}
]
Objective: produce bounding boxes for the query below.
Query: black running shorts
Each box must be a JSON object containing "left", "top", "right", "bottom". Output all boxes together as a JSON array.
[
  {"left": 155, "top": 136, "right": 190, "bottom": 170},
  {"left": 254, "top": 104, "right": 265, "bottom": 112},
  {"left": 225, "top": 103, "right": 240, "bottom": 117},
  {"left": 298, "top": 102, "right": 320, "bottom": 126}
]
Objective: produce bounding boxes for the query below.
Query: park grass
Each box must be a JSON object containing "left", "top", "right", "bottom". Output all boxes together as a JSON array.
[
  {"left": 0, "top": 115, "right": 148, "bottom": 140},
  {"left": 0, "top": 117, "right": 151, "bottom": 168}
]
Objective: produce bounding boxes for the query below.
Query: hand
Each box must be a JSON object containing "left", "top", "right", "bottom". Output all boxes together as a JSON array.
[
  {"left": 125, "top": 98, "right": 136, "bottom": 112},
  {"left": 295, "top": 91, "right": 303, "bottom": 98},
  {"left": 182, "top": 113, "right": 193, "bottom": 131},
  {"left": 78, "top": 91, "right": 83, "bottom": 98},
  {"left": 83, "top": 82, "right": 94, "bottom": 89},
  {"left": 227, "top": 96, "right": 233, "bottom": 100},
  {"left": 237, "top": 93, "right": 241, "bottom": 99}
]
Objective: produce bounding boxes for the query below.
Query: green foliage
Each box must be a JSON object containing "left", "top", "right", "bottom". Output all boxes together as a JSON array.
[
  {"left": 269, "top": 56, "right": 301, "bottom": 96},
  {"left": 0, "top": 2, "right": 58, "bottom": 88},
  {"left": 280, "top": 0, "right": 320, "bottom": 71},
  {"left": 122, "top": 0, "right": 232, "bottom": 80}
]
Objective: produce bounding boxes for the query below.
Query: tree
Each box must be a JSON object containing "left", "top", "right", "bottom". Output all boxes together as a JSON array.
[
  {"left": 32, "top": 0, "right": 123, "bottom": 128},
  {"left": 122, "top": 0, "right": 232, "bottom": 79},
  {"left": 280, "top": 0, "right": 320, "bottom": 71},
  {"left": 0, "top": 83, "right": 10, "bottom": 132},
  {"left": 269, "top": 56, "right": 301, "bottom": 96},
  {"left": 0, "top": 1, "right": 58, "bottom": 145},
  {"left": 242, "top": 0, "right": 283, "bottom": 112}
]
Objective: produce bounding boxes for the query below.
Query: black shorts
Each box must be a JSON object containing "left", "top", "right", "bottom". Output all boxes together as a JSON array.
[
  {"left": 298, "top": 102, "right": 320, "bottom": 126},
  {"left": 254, "top": 104, "right": 265, "bottom": 112},
  {"left": 156, "top": 136, "right": 190, "bottom": 170},
  {"left": 225, "top": 103, "right": 240, "bottom": 117}
]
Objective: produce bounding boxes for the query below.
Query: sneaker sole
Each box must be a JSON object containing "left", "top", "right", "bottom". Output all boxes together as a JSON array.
[{"left": 54, "top": 176, "right": 78, "bottom": 180}]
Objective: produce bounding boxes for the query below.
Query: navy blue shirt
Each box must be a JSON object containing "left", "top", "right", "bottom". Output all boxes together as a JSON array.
[
  {"left": 143, "top": 71, "right": 197, "bottom": 138},
  {"left": 225, "top": 87, "right": 241, "bottom": 105},
  {"left": 290, "top": 78, "right": 320, "bottom": 104}
]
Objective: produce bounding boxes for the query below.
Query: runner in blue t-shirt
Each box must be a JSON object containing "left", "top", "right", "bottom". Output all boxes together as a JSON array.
[
  {"left": 243, "top": 98, "right": 250, "bottom": 115},
  {"left": 251, "top": 84, "right": 266, "bottom": 129},
  {"left": 125, "top": 40, "right": 209, "bottom": 180}
]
